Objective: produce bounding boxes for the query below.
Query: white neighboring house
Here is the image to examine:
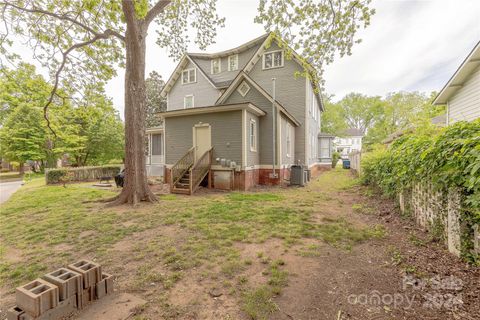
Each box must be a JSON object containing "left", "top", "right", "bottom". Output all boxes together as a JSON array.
[
  {"left": 433, "top": 41, "right": 480, "bottom": 124},
  {"left": 334, "top": 128, "right": 363, "bottom": 156}
]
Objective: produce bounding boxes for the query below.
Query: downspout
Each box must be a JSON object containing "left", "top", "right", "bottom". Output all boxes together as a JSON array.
[{"left": 272, "top": 78, "right": 277, "bottom": 178}]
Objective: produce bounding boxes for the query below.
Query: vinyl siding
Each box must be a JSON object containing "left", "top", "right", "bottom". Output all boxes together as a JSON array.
[
  {"left": 224, "top": 84, "right": 275, "bottom": 164},
  {"left": 247, "top": 42, "right": 307, "bottom": 164},
  {"left": 246, "top": 112, "right": 260, "bottom": 167},
  {"left": 448, "top": 66, "right": 480, "bottom": 124},
  {"left": 165, "top": 111, "right": 243, "bottom": 166},
  {"left": 190, "top": 44, "right": 261, "bottom": 85},
  {"left": 306, "top": 81, "right": 322, "bottom": 166},
  {"left": 167, "top": 60, "right": 220, "bottom": 110}
]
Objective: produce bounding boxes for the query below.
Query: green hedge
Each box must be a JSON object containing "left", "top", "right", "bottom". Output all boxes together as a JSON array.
[
  {"left": 361, "top": 119, "right": 480, "bottom": 262},
  {"left": 46, "top": 165, "right": 122, "bottom": 184}
]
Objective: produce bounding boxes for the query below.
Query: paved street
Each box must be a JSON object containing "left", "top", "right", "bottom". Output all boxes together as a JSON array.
[{"left": 0, "top": 180, "right": 23, "bottom": 204}]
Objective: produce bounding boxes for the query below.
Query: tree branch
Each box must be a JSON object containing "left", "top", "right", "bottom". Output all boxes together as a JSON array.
[
  {"left": 0, "top": 1, "right": 125, "bottom": 41},
  {"left": 145, "top": 0, "right": 171, "bottom": 26},
  {"left": 44, "top": 29, "right": 119, "bottom": 137}
]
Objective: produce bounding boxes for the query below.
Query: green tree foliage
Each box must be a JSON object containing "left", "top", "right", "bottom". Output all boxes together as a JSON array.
[
  {"left": 145, "top": 71, "right": 166, "bottom": 128},
  {"left": 324, "top": 91, "right": 446, "bottom": 146},
  {"left": 0, "top": 63, "right": 52, "bottom": 125},
  {"left": 362, "top": 120, "right": 480, "bottom": 262},
  {"left": 321, "top": 98, "right": 348, "bottom": 136},
  {"left": 337, "top": 93, "right": 383, "bottom": 135},
  {"left": 0, "top": 104, "right": 48, "bottom": 172},
  {"left": 64, "top": 88, "right": 125, "bottom": 166},
  {"left": 0, "top": 64, "right": 124, "bottom": 169}
]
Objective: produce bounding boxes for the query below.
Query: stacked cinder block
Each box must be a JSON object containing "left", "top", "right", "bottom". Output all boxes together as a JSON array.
[{"left": 7, "top": 260, "right": 114, "bottom": 320}]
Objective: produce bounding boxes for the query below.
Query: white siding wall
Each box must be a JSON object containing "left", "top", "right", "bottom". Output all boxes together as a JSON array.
[
  {"left": 305, "top": 81, "right": 322, "bottom": 166},
  {"left": 448, "top": 66, "right": 480, "bottom": 124}
]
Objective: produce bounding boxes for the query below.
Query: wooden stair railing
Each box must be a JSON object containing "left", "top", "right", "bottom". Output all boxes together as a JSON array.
[
  {"left": 189, "top": 148, "right": 213, "bottom": 194},
  {"left": 170, "top": 147, "right": 195, "bottom": 189}
]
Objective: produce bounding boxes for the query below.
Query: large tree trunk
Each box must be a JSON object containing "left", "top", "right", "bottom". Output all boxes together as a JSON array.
[{"left": 109, "top": 7, "right": 156, "bottom": 205}]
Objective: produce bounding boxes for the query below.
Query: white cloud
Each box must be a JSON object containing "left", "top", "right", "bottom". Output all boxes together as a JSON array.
[{"left": 323, "top": 0, "right": 480, "bottom": 100}]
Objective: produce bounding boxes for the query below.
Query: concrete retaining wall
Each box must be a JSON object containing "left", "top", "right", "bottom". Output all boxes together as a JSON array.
[{"left": 398, "top": 182, "right": 478, "bottom": 258}]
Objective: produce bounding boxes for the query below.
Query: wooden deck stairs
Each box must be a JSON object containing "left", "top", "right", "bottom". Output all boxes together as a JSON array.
[{"left": 170, "top": 147, "right": 213, "bottom": 195}]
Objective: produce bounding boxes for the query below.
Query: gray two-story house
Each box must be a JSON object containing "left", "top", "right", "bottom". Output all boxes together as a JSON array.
[{"left": 147, "top": 33, "right": 333, "bottom": 194}]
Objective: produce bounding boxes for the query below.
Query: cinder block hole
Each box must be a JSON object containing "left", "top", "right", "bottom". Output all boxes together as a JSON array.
[
  {"left": 23, "top": 280, "right": 43, "bottom": 290},
  {"left": 13, "top": 306, "right": 23, "bottom": 312},
  {"left": 51, "top": 269, "right": 68, "bottom": 277},
  {"left": 31, "top": 285, "right": 49, "bottom": 294},
  {"left": 59, "top": 273, "right": 74, "bottom": 280},
  {"left": 73, "top": 260, "right": 88, "bottom": 267},
  {"left": 79, "top": 263, "right": 95, "bottom": 271}
]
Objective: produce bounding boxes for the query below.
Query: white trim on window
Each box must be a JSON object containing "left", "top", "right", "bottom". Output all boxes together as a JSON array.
[
  {"left": 262, "top": 50, "right": 284, "bottom": 70},
  {"left": 211, "top": 58, "right": 221, "bottom": 74},
  {"left": 182, "top": 68, "right": 196, "bottom": 84},
  {"left": 184, "top": 95, "right": 194, "bottom": 109},
  {"left": 249, "top": 119, "right": 257, "bottom": 152},
  {"left": 228, "top": 54, "right": 238, "bottom": 71},
  {"left": 237, "top": 81, "right": 251, "bottom": 97}
]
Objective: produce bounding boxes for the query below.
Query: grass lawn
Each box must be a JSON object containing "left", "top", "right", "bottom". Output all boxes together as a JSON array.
[{"left": 0, "top": 168, "right": 386, "bottom": 319}]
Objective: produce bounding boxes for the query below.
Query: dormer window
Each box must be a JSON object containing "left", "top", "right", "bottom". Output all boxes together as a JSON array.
[
  {"left": 211, "top": 58, "right": 221, "bottom": 74},
  {"left": 237, "top": 81, "right": 250, "bottom": 97},
  {"left": 263, "top": 50, "right": 284, "bottom": 70},
  {"left": 182, "top": 68, "right": 196, "bottom": 84},
  {"left": 228, "top": 54, "right": 238, "bottom": 71}
]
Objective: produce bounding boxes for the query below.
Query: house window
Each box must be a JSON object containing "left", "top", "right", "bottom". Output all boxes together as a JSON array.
[
  {"left": 237, "top": 81, "right": 250, "bottom": 97},
  {"left": 228, "top": 54, "right": 238, "bottom": 71},
  {"left": 184, "top": 95, "right": 194, "bottom": 108},
  {"left": 262, "top": 50, "right": 284, "bottom": 69},
  {"left": 320, "top": 138, "right": 331, "bottom": 159},
  {"left": 286, "top": 123, "right": 292, "bottom": 157},
  {"left": 211, "top": 58, "right": 221, "bottom": 74},
  {"left": 250, "top": 119, "right": 257, "bottom": 152},
  {"left": 182, "top": 68, "right": 196, "bottom": 84},
  {"left": 152, "top": 133, "right": 163, "bottom": 156}
]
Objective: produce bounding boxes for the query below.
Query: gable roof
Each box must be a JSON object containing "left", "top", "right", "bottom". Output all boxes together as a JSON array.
[
  {"left": 160, "top": 54, "right": 218, "bottom": 98},
  {"left": 433, "top": 41, "right": 480, "bottom": 105},
  {"left": 216, "top": 71, "right": 301, "bottom": 126},
  {"left": 241, "top": 33, "right": 324, "bottom": 111}
]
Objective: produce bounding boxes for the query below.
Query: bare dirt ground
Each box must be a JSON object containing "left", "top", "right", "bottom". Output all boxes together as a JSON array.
[
  {"left": 106, "top": 170, "right": 479, "bottom": 320},
  {"left": 1, "top": 169, "right": 478, "bottom": 320}
]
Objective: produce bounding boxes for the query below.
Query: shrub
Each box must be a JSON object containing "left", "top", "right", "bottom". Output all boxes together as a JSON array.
[
  {"left": 361, "top": 119, "right": 480, "bottom": 262},
  {"left": 46, "top": 165, "right": 122, "bottom": 184},
  {"left": 332, "top": 152, "right": 341, "bottom": 168}
]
